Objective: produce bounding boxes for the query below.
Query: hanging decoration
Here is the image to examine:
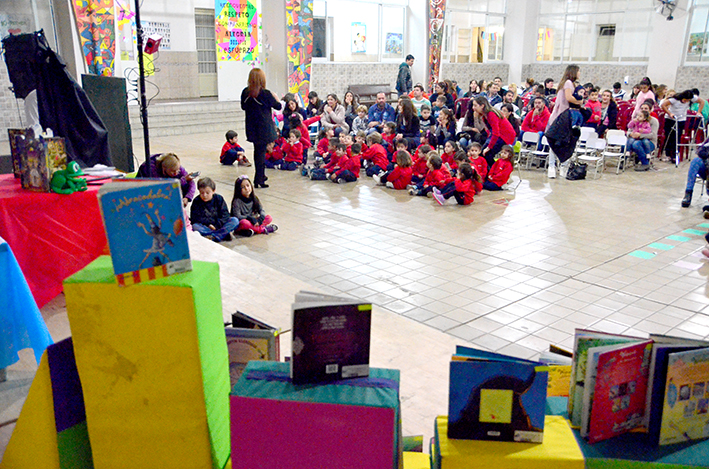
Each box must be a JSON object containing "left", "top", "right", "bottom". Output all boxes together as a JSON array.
[
  {"left": 115, "top": 0, "right": 136, "bottom": 60},
  {"left": 286, "top": 0, "right": 313, "bottom": 103},
  {"left": 215, "top": 0, "right": 259, "bottom": 62},
  {"left": 427, "top": 0, "right": 446, "bottom": 91},
  {"left": 72, "top": 0, "right": 116, "bottom": 76}
]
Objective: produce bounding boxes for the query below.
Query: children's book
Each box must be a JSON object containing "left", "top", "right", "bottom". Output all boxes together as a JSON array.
[
  {"left": 225, "top": 326, "right": 279, "bottom": 388},
  {"left": 290, "top": 291, "right": 371, "bottom": 385},
  {"left": 8, "top": 128, "right": 26, "bottom": 178},
  {"left": 98, "top": 180, "right": 192, "bottom": 286},
  {"left": 581, "top": 340, "right": 653, "bottom": 443},
  {"left": 658, "top": 347, "right": 709, "bottom": 446},
  {"left": 447, "top": 346, "right": 548, "bottom": 443},
  {"left": 539, "top": 346, "right": 572, "bottom": 398},
  {"left": 568, "top": 329, "right": 645, "bottom": 428}
]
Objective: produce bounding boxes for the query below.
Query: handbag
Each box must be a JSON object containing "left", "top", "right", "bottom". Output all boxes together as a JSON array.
[{"left": 566, "top": 161, "right": 587, "bottom": 180}]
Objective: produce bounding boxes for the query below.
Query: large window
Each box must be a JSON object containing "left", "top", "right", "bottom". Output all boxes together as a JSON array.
[
  {"left": 312, "top": 0, "right": 407, "bottom": 62},
  {"left": 686, "top": 0, "right": 709, "bottom": 62},
  {"left": 442, "top": 0, "right": 506, "bottom": 63},
  {"left": 537, "top": 0, "right": 654, "bottom": 63}
]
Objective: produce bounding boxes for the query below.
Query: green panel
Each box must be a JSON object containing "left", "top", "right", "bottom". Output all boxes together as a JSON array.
[
  {"left": 647, "top": 243, "right": 674, "bottom": 251},
  {"left": 682, "top": 229, "right": 705, "bottom": 236},
  {"left": 57, "top": 422, "right": 93, "bottom": 469},
  {"left": 629, "top": 251, "right": 655, "bottom": 259},
  {"left": 666, "top": 236, "right": 691, "bottom": 242}
]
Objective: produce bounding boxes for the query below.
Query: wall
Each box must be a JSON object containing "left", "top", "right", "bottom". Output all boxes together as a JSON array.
[
  {"left": 439, "top": 63, "right": 510, "bottom": 87},
  {"left": 261, "top": 0, "right": 287, "bottom": 96},
  {"left": 646, "top": 0, "right": 691, "bottom": 89},
  {"left": 310, "top": 62, "right": 399, "bottom": 98},
  {"left": 676, "top": 66, "right": 709, "bottom": 94},
  {"left": 521, "top": 63, "right": 649, "bottom": 92}
]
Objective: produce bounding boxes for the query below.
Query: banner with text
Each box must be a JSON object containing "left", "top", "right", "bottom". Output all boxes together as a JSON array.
[{"left": 216, "top": 0, "right": 259, "bottom": 62}]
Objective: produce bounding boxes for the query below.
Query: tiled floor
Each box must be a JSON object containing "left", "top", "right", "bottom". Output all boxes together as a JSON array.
[{"left": 3, "top": 129, "right": 709, "bottom": 457}]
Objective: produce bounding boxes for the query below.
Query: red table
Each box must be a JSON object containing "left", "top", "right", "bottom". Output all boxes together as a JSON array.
[{"left": 0, "top": 174, "right": 107, "bottom": 308}]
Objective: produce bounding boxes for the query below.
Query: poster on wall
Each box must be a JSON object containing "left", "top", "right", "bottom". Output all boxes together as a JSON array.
[
  {"left": 216, "top": 0, "right": 259, "bottom": 62},
  {"left": 351, "top": 22, "right": 366, "bottom": 54},
  {"left": 0, "top": 14, "right": 33, "bottom": 38},
  {"left": 286, "top": 0, "right": 313, "bottom": 105},
  {"left": 385, "top": 33, "right": 402, "bottom": 55},
  {"left": 72, "top": 0, "right": 116, "bottom": 77},
  {"left": 427, "top": 0, "right": 446, "bottom": 91},
  {"left": 688, "top": 32, "right": 708, "bottom": 58},
  {"left": 115, "top": 0, "right": 136, "bottom": 60},
  {"left": 143, "top": 21, "right": 171, "bottom": 50}
]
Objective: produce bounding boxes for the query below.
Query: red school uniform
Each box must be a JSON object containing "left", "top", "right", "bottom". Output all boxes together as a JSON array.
[
  {"left": 265, "top": 145, "right": 283, "bottom": 163},
  {"left": 281, "top": 141, "right": 304, "bottom": 163},
  {"left": 387, "top": 166, "right": 413, "bottom": 190},
  {"left": 361, "top": 143, "right": 389, "bottom": 169},
  {"left": 336, "top": 155, "right": 361, "bottom": 178},
  {"left": 323, "top": 152, "right": 344, "bottom": 172},
  {"left": 317, "top": 137, "right": 330, "bottom": 155},
  {"left": 423, "top": 168, "right": 451, "bottom": 189},
  {"left": 472, "top": 179, "right": 483, "bottom": 195},
  {"left": 411, "top": 155, "right": 428, "bottom": 178},
  {"left": 487, "top": 158, "right": 513, "bottom": 187},
  {"left": 295, "top": 123, "right": 312, "bottom": 149},
  {"left": 454, "top": 178, "right": 475, "bottom": 205},
  {"left": 586, "top": 99, "right": 602, "bottom": 124},
  {"left": 470, "top": 155, "right": 488, "bottom": 180},
  {"left": 441, "top": 151, "right": 457, "bottom": 170}
]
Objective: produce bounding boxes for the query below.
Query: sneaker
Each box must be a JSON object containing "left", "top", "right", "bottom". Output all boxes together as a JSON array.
[
  {"left": 406, "top": 184, "right": 416, "bottom": 191},
  {"left": 237, "top": 229, "right": 254, "bottom": 237},
  {"left": 264, "top": 224, "right": 279, "bottom": 234},
  {"left": 426, "top": 191, "right": 434, "bottom": 198},
  {"left": 372, "top": 173, "right": 382, "bottom": 184},
  {"left": 301, "top": 165, "right": 308, "bottom": 176},
  {"left": 274, "top": 164, "right": 281, "bottom": 170},
  {"left": 337, "top": 178, "right": 346, "bottom": 184},
  {"left": 239, "top": 158, "right": 252, "bottom": 167},
  {"left": 385, "top": 181, "right": 394, "bottom": 189},
  {"left": 224, "top": 233, "right": 233, "bottom": 242},
  {"left": 433, "top": 190, "right": 446, "bottom": 206},
  {"left": 433, "top": 187, "right": 442, "bottom": 195},
  {"left": 204, "top": 234, "right": 216, "bottom": 242},
  {"left": 634, "top": 164, "right": 650, "bottom": 172},
  {"left": 408, "top": 188, "right": 417, "bottom": 196},
  {"left": 547, "top": 165, "right": 556, "bottom": 179},
  {"left": 703, "top": 205, "right": 709, "bottom": 219}
]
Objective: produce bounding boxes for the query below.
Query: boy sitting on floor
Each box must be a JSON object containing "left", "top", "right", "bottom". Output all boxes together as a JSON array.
[{"left": 220, "top": 130, "right": 251, "bottom": 166}]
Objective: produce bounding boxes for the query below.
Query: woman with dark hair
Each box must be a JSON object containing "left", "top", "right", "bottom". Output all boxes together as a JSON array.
[
  {"left": 434, "top": 81, "right": 455, "bottom": 109},
  {"left": 458, "top": 104, "right": 488, "bottom": 149},
  {"left": 395, "top": 98, "right": 420, "bottom": 148},
  {"left": 596, "top": 89, "right": 618, "bottom": 138},
  {"left": 662, "top": 89, "right": 704, "bottom": 164},
  {"left": 464, "top": 79, "right": 481, "bottom": 98},
  {"left": 472, "top": 96, "right": 516, "bottom": 167},
  {"left": 241, "top": 68, "right": 281, "bottom": 188},
  {"left": 343, "top": 91, "right": 359, "bottom": 129},
  {"left": 546, "top": 64, "right": 583, "bottom": 177},
  {"left": 500, "top": 104, "right": 520, "bottom": 137},
  {"left": 281, "top": 95, "right": 308, "bottom": 138},
  {"left": 433, "top": 108, "right": 457, "bottom": 147},
  {"left": 320, "top": 93, "right": 349, "bottom": 135}
]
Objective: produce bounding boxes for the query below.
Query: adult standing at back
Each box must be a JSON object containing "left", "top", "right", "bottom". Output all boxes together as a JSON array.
[
  {"left": 368, "top": 92, "right": 396, "bottom": 134},
  {"left": 241, "top": 68, "right": 281, "bottom": 188},
  {"left": 396, "top": 54, "right": 414, "bottom": 97},
  {"left": 547, "top": 64, "right": 583, "bottom": 178}
]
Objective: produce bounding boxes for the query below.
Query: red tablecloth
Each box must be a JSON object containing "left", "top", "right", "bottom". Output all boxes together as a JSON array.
[{"left": 0, "top": 174, "right": 107, "bottom": 308}]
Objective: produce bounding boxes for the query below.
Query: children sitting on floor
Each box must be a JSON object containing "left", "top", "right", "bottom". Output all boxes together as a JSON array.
[
  {"left": 310, "top": 142, "right": 346, "bottom": 180},
  {"left": 190, "top": 177, "right": 239, "bottom": 242},
  {"left": 411, "top": 144, "right": 432, "bottom": 185},
  {"left": 483, "top": 144, "right": 514, "bottom": 191},
  {"left": 467, "top": 142, "right": 488, "bottom": 182},
  {"left": 362, "top": 132, "right": 390, "bottom": 177},
  {"left": 432, "top": 163, "right": 480, "bottom": 206},
  {"left": 230, "top": 175, "right": 278, "bottom": 236},
  {"left": 374, "top": 150, "right": 413, "bottom": 190},
  {"left": 315, "top": 127, "right": 335, "bottom": 159},
  {"left": 276, "top": 129, "right": 304, "bottom": 170},
  {"left": 351, "top": 105, "right": 369, "bottom": 135},
  {"left": 220, "top": 130, "right": 251, "bottom": 166},
  {"left": 328, "top": 143, "right": 361, "bottom": 184},
  {"left": 265, "top": 138, "right": 284, "bottom": 168},
  {"left": 408, "top": 152, "right": 452, "bottom": 197},
  {"left": 419, "top": 105, "right": 436, "bottom": 136}
]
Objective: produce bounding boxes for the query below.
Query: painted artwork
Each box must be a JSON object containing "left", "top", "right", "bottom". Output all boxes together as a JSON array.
[
  {"left": 688, "top": 32, "right": 708, "bottom": 57},
  {"left": 72, "top": 0, "right": 116, "bottom": 76},
  {"left": 428, "top": 0, "right": 446, "bottom": 91},
  {"left": 115, "top": 0, "right": 136, "bottom": 61},
  {"left": 352, "top": 22, "right": 366, "bottom": 54},
  {"left": 385, "top": 33, "right": 402, "bottom": 55},
  {"left": 286, "top": 0, "right": 313, "bottom": 104},
  {"left": 216, "top": 0, "right": 259, "bottom": 62}
]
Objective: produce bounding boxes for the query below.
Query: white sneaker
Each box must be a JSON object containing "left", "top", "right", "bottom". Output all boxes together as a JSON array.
[
  {"left": 547, "top": 164, "right": 556, "bottom": 179},
  {"left": 385, "top": 181, "right": 394, "bottom": 189},
  {"left": 433, "top": 190, "right": 446, "bottom": 205},
  {"left": 372, "top": 173, "right": 382, "bottom": 184}
]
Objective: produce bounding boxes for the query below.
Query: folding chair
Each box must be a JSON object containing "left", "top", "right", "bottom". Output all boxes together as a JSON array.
[
  {"left": 574, "top": 127, "right": 598, "bottom": 158},
  {"left": 577, "top": 137, "right": 605, "bottom": 179},
  {"left": 518, "top": 131, "right": 540, "bottom": 169},
  {"left": 529, "top": 136, "right": 550, "bottom": 170},
  {"left": 602, "top": 133, "right": 628, "bottom": 174}
]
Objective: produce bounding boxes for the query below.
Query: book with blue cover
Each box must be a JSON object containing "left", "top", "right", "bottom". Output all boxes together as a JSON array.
[
  {"left": 98, "top": 180, "right": 192, "bottom": 286},
  {"left": 447, "top": 346, "right": 549, "bottom": 443}
]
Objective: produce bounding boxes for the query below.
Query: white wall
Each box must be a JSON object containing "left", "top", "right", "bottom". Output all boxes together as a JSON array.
[
  {"left": 646, "top": 0, "right": 691, "bottom": 88},
  {"left": 408, "top": 0, "right": 429, "bottom": 88}
]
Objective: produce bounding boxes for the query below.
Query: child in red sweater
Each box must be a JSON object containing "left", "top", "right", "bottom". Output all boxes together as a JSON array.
[
  {"left": 467, "top": 142, "right": 488, "bottom": 182},
  {"left": 276, "top": 130, "right": 304, "bottom": 171},
  {"left": 315, "top": 127, "right": 335, "bottom": 158},
  {"left": 411, "top": 144, "right": 432, "bottom": 184},
  {"left": 362, "top": 132, "right": 390, "bottom": 177},
  {"left": 329, "top": 143, "right": 361, "bottom": 184},
  {"left": 433, "top": 163, "right": 480, "bottom": 206},
  {"left": 382, "top": 121, "right": 397, "bottom": 156},
  {"left": 483, "top": 145, "right": 514, "bottom": 191},
  {"left": 264, "top": 138, "right": 284, "bottom": 168},
  {"left": 409, "top": 152, "right": 452, "bottom": 197},
  {"left": 374, "top": 150, "right": 413, "bottom": 190},
  {"left": 354, "top": 131, "right": 368, "bottom": 154},
  {"left": 288, "top": 114, "right": 313, "bottom": 164},
  {"left": 220, "top": 130, "right": 250, "bottom": 166}
]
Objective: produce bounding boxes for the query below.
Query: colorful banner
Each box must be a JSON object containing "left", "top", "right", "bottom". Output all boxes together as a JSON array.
[
  {"left": 115, "top": 0, "right": 136, "bottom": 60},
  {"left": 428, "top": 0, "right": 446, "bottom": 91},
  {"left": 216, "top": 0, "right": 259, "bottom": 62},
  {"left": 72, "top": 0, "right": 116, "bottom": 76},
  {"left": 286, "top": 0, "right": 313, "bottom": 104}
]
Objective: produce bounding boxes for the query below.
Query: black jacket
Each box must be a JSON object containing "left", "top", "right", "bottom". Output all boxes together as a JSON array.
[
  {"left": 190, "top": 193, "right": 231, "bottom": 229},
  {"left": 596, "top": 100, "right": 618, "bottom": 137},
  {"left": 241, "top": 88, "right": 282, "bottom": 145},
  {"left": 545, "top": 109, "right": 579, "bottom": 164}
]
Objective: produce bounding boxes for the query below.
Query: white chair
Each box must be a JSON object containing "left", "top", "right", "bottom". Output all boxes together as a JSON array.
[
  {"left": 518, "top": 132, "right": 540, "bottom": 169},
  {"left": 529, "top": 136, "right": 550, "bottom": 170},
  {"left": 574, "top": 127, "right": 598, "bottom": 158},
  {"left": 577, "top": 137, "right": 605, "bottom": 179},
  {"left": 602, "top": 133, "right": 628, "bottom": 174}
]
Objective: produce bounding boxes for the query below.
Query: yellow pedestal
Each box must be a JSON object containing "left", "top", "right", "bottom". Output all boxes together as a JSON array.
[{"left": 63, "top": 256, "right": 229, "bottom": 469}]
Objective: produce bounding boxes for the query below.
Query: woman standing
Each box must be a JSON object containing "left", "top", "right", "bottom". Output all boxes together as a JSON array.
[
  {"left": 547, "top": 64, "right": 583, "bottom": 177},
  {"left": 320, "top": 93, "right": 350, "bottom": 135},
  {"left": 241, "top": 68, "right": 281, "bottom": 188},
  {"left": 472, "top": 96, "right": 516, "bottom": 167}
]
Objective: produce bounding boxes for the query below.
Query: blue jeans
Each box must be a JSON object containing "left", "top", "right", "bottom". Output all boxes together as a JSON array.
[
  {"left": 686, "top": 157, "right": 708, "bottom": 192},
  {"left": 335, "top": 170, "right": 357, "bottom": 182},
  {"left": 627, "top": 138, "right": 655, "bottom": 165},
  {"left": 193, "top": 217, "right": 239, "bottom": 241}
]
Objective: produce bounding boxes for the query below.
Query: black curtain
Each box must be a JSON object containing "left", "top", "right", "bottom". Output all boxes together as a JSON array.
[{"left": 2, "top": 30, "right": 111, "bottom": 168}]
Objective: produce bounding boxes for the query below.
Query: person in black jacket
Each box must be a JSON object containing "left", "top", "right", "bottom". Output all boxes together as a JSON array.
[
  {"left": 241, "top": 68, "right": 282, "bottom": 188},
  {"left": 596, "top": 89, "right": 618, "bottom": 138},
  {"left": 190, "top": 177, "right": 238, "bottom": 242},
  {"left": 395, "top": 98, "right": 420, "bottom": 149}
]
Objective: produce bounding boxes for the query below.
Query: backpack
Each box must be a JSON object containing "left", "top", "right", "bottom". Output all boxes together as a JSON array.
[{"left": 566, "top": 161, "right": 587, "bottom": 180}]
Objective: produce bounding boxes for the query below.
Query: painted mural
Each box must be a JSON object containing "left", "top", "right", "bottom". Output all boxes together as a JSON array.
[
  {"left": 215, "top": 0, "right": 259, "bottom": 62},
  {"left": 428, "top": 0, "right": 446, "bottom": 91},
  {"left": 115, "top": 0, "right": 136, "bottom": 61},
  {"left": 72, "top": 0, "right": 116, "bottom": 76},
  {"left": 286, "top": 0, "right": 313, "bottom": 104}
]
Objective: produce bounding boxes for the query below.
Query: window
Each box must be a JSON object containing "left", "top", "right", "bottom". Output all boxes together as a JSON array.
[
  {"left": 537, "top": 0, "right": 654, "bottom": 63},
  {"left": 687, "top": 1, "right": 709, "bottom": 62},
  {"left": 312, "top": 0, "right": 407, "bottom": 62},
  {"left": 442, "top": 0, "right": 506, "bottom": 63}
]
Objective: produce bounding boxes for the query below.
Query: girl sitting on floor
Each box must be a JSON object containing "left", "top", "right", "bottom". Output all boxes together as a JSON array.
[
  {"left": 483, "top": 145, "right": 514, "bottom": 191},
  {"left": 230, "top": 175, "right": 278, "bottom": 236}
]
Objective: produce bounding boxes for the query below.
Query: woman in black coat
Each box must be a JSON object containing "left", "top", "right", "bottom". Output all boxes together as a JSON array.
[
  {"left": 395, "top": 98, "right": 420, "bottom": 149},
  {"left": 596, "top": 90, "right": 618, "bottom": 138},
  {"left": 241, "top": 68, "right": 281, "bottom": 188}
]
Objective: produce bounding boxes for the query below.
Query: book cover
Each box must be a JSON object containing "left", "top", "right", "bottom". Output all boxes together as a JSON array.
[
  {"left": 8, "top": 128, "right": 26, "bottom": 178},
  {"left": 229, "top": 310, "right": 280, "bottom": 369},
  {"left": 583, "top": 340, "right": 653, "bottom": 443},
  {"left": 290, "top": 292, "right": 372, "bottom": 385},
  {"left": 547, "top": 365, "right": 572, "bottom": 397},
  {"left": 448, "top": 347, "right": 548, "bottom": 443},
  {"left": 569, "top": 329, "right": 644, "bottom": 428},
  {"left": 98, "top": 180, "right": 192, "bottom": 286},
  {"left": 659, "top": 347, "right": 709, "bottom": 446},
  {"left": 18, "top": 133, "right": 50, "bottom": 192},
  {"left": 225, "top": 327, "right": 278, "bottom": 388}
]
